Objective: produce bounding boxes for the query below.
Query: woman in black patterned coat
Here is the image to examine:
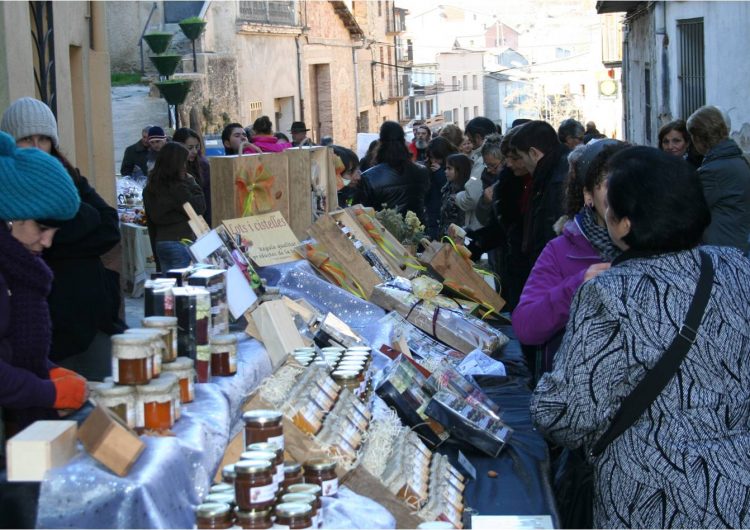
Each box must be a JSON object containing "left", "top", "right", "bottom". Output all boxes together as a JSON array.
[{"left": 531, "top": 147, "right": 750, "bottom": 528}]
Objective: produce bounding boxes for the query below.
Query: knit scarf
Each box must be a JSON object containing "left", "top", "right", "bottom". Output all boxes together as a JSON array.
[{"left": 575, "top": 206, "right": 621, "bottom": 262}]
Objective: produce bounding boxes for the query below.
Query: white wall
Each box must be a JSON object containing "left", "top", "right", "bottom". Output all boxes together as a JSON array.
[{"left": 436, "top": 51, "right": 485, "bottom": 127}]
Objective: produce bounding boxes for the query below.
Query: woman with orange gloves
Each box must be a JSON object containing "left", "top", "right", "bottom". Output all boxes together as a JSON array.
[{"left": 0, "top": 131, "right": 87, "bottom": 436}]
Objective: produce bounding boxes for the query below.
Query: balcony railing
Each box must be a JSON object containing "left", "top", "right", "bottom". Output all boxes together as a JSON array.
[
  {"left": 238, "top": 0, "right": 298, "bottom": 26},
  {"left": 386, "top": 8, "right": 406, "bottom": 34}
]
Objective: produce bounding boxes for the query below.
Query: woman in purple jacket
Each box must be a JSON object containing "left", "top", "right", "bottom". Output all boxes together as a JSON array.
[{"left": 513, "top": 140, "right": 626, "bottom": 375}]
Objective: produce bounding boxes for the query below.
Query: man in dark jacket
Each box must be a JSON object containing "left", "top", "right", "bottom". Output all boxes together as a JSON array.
[
  {"left": 120, "top": 125, "right": 151, "bottom": 177},
  {"left": 687, "top": 105, "right": 750, "bottom": 254},
  {"left": 509, "top": 120, "right": 570, "bottom": 264},
  {"left": 360, "top": 121, "right": 430, "bottom": 222}
]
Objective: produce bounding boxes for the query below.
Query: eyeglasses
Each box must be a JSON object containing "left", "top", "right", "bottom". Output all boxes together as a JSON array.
[{"left": 485, "top": 161, "right": 503, "bottom": 172}]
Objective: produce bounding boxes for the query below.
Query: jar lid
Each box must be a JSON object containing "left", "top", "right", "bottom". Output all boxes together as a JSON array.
[
  {"left": 162, "top": 356, "right": 194, "bottom": 371},
  {"left": 222, "top": 464, "right": 236, "bottom": 479},
  {"left": 209, "top": 483, "right": 234, "bottom": 495},
  {"left": 284, "top": 462, "right": 302, "bottom": 474},
  {"left": 210, "top": 334, "right": 238, "bottom": 346},
  {"left": 320, "top": 346, "right": 345, "bottom": 353},
  {"left": 242, "top": 409, "right": 282, "bottom": 425},
  {"left": 281, "top": 493, "right": 316, "bottom": 505},
  {"left": 275, "top": 502, "right": 312, "bottom": 518},
  {"left": 286, "top": 484, "right": 322, "bottom": 496},
  {"left": 136, "top": 377, "right": 174, "bottom": 396},
  {"left": 294, "top": 347, "right": 316, "bottom": 353},
  {"left": 205, "top": 493, "right": 234, "bottom": 505},
  {"left": 240, "top": 450, "right": 277, "bottom": 462},
  {"left": 235, "top": 459, "right": 273, "bottom": 474},
  {"left": 234, "top": 508, "right": 271, "bottom": 521},
  {"left": 346, "top": 345, "right": 372, "bottom": 352},
  {"left": 195, "top": 502, "right": 231, "bottom": 518},
  {"left": 304, "top": 458, "right": 337, "bottom": 472},
  {"left": 142, "top": 316, "right": 178, "bottom": 327},
  {"left": 111, "top": 333, "right": 153, "bottom": 346},
  {"left": 246, "top": 442, "right": 282, "bottom": 455},
  {"left": 95, "top": 382, "right": 135, "bottom": 398},
  {"left": 125, "top": 328, "right": 166, "bottom": 338},
  {"left": 331, "top": 370, "right": 359, "bottom": 381}
]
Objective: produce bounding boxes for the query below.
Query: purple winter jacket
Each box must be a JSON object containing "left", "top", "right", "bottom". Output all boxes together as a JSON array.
[{"left": 512, "top": 219, "right": 603, "bottom": 352}]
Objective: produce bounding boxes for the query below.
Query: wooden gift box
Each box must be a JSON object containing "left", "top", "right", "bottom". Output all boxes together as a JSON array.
[
  {"left": 6, "top": 420, "right": 78, "bottom": 481},
  {"left": 209, "top": 147, "right": 338, "bottom": 240}
]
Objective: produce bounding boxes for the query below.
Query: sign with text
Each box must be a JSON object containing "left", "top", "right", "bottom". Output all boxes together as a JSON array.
[{"left": 222, "top": 211, "right": 301, "bottom": 267}]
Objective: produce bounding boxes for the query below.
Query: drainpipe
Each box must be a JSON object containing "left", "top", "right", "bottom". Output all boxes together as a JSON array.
[
  {"left": 295, "top": 35, "right": 304, "bottom": 121},
  {"left": 353, "top": 44, "right": 361, "bottom": 132},
  {"left": 655, "top": 1, "right": 670, "bottom": 122},
  {"left": 139, "top": 2, "right": 158, "bottom": 76}
]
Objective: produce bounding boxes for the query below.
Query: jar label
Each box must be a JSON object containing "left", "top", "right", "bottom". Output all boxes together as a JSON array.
[
  {"left": 188, "top": 379, "right": 195, "bottom": 402},
  {"left": 267, "top": 434, "right": 284, "bottom": 451},
  {"left": 229, "top": 351, "right": 237, "bottom": 372},
  {"left": 153, "top": 352, "right": 162, "bottom": 376},
  {"left": 136, "top": 402, "right": 145, "bottom": 428},
  {"left": 126, "top": 404, "right": 136, "bottom": 429},
  {"left": 321, "top": 477, "right": 338, "bottom": 496},
  {"left": 275, "top": 464, "right": 284, "bottom": 486},
  {"left": 249, "top": 482, "right": 276, "bottom": 503},
  {"left": 112, "top": 358, "right": 119, "bottom": 383},
  {"left": 271, "top": 525, "right": 290, "bottom": 529},
  {"left": 146, "top": 356, "right": 153, "bottom": 379}
]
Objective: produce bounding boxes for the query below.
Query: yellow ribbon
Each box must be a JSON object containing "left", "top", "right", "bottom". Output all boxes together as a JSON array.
[
  {"left": 304, "top": 244, "right": 367, "bottom": 299},
  {"left": 354, "top": 209, "right": 426, "bottom": 271},
  {"left": 235, "top": 163, "right": 276, "bottom": 216}
]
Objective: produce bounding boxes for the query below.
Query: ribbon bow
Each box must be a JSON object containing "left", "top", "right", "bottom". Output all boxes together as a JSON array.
[{"left": 235, "top": 163, "right": 276, "bottom": 216}]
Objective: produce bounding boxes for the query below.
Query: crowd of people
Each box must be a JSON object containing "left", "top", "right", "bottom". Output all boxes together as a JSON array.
[{"left": 2, "top": 91, "right": 750, "bottom": 529}]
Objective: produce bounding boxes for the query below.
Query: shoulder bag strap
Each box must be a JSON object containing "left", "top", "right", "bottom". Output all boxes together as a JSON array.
[{"left": 589, "top": 250, "right": 714, "bottom": 458}]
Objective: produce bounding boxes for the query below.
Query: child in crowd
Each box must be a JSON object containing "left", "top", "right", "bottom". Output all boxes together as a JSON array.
[{"left": 440, "top": 153, "right": 473, "bottom": 237}]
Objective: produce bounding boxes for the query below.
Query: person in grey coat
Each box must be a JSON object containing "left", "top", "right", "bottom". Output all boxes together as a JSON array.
[
  {"left": 687, "top": 105, "right": 750, "bottom": 254},
  {"left": 531, "top": 147, "right": 750, "bottom": 528}
]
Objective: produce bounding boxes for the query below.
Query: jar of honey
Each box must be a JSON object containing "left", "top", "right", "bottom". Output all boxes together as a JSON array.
[
  {"left": 303, "top": 459, "right": 338, "bottom": 496},
  {"left": 142, "top": 316, "right": 178, "bottom": 362},
  {"left": 111, "top": 334, "right": 152, "bottom": 385},
  {"left": 195, "top": 502, "right": 233, "bottom": 529},
  {"left": 210, "top": 334, "right": 238, "bottom": 377},
  {"left": 161, "top": 356, "right": 195, "bottom": 403},
  {"left": 124, "top": 328, "right": 166, "bottom": 378},
  {"left": 280, "top": 493, "right": 320, "bottom": 528},
  {"left": 92, "top": 382, "right": 136, "bottom": 428},
  {"left": 282, "top": 462, "right": 304, "bottom": 492},
  {"left": 274, "top": 502, "right": 313, "bottom": 529},
  {"left": 234, "top": 508, "right": 272, "bottom": 529},
  {"left": 245, "top": 443, "right": 284, "bottom": 488},
  {"left": 136, "top": 377, "right": 175, "bottom": 431},
  {"left": 234, "top": 460, "right": 276, "bottom": 511},
  {"left": 242, "top": 410, "right": 283, "bottom": 450}
]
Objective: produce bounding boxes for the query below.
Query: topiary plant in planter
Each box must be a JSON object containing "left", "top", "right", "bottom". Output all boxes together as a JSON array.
[
  {"left": 179, "top": 16, "right": 207, "bottom": 73},
  {"left": 154, "top": 79, "right": 193, "bottom": 105},
  {"left": 143, "top": 31, "right": 174, "bottom": 55},
  {"left": 149, "top": 54, "right": 182, "bottom": 78}
]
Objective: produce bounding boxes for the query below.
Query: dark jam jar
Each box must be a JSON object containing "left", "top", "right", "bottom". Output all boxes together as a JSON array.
[
  {"left": 280, "top": 493, "right": 320, "bottom": 528},
  {"left": 234, "top": 460, "right": 276, "bottom": 511},
  {"left": 245, "top": 443, "right": 284, "bottom": 489},
  {"left": 274, "top": 502, "right": 313, "bottom": 529},
  {"left": 234, "top": 508, "right": 272, "bottom": 529},
  {"left": 242, "top": 410, "right": 284, "bottom": 450},
  {"left": 195, "top": 502, "right": 233, "bottom": 529},
  {"left": 282, "top": 462, "right": 304, "bottom": 492},
  {"left": 210, "top": 334, "right": 238, "bottom": 377},
  {"left": 303, "top": 459, "right": 338, "bottom": 496}
]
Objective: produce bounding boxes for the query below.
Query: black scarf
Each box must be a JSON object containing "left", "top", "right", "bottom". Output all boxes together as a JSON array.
[{"left": 575, "top": 206, "right": 621, "bottom": 262}]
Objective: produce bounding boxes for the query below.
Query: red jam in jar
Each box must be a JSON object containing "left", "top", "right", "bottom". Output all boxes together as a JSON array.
[
  {"left": 242, "top": 410, "right": 284, "bottom": 450},
  {"left": 234, "top": 460, "right": 276, "bottom": 511},
  {"left": 303, "top": 459, "right": 338, "bottom": 496}
]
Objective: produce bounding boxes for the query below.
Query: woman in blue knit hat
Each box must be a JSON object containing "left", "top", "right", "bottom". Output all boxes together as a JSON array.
[
  {"left": 0, "top": 97, "right": 124, "bottom": 381},
  {"left": 0, "top": 131, "right": 88, "bottom": 438}
]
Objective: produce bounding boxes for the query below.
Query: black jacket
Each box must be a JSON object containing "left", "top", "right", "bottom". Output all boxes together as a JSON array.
[
  {"left": 45, "top": 175, "right": 124, "bottom": 360},
  {"left": 120, "top": 140, "right": 149, "bottom": 177},
  {"left": 359, "top": 162, "right": 430, "bottom": 222},
  {"left": 143, "top": 176, "right": 206, "bottom": 243}
]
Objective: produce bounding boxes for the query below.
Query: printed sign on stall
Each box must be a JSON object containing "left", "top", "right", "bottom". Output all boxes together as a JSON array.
[{"left": 222, "top": 211, "right": 301, "bottom": 267}]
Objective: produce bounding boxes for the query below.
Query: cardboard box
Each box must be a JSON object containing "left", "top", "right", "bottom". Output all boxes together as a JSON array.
[
  {"left": 78, "top": 405, "right": 145, "bottom": 477},
  {"left": 251, "top": 300, "right": 306, "bottom": 370},
  {"left": 6, "top": 420, "right": 78, "bottom": 481}
]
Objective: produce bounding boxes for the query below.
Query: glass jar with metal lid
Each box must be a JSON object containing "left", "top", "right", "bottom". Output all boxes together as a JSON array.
[
  {"left": 209, "top": 483, "right": 235, "bottom": 496},
  {"left": 195, "top": 501, "right": 233, "bottom": 529},
  {"left": 142, "top": 316, "right": 178, "bottom": 362},
  {"left": 303, "top": 459, "right": 338, "bottom": 496},
  {"left": 205, "top": 492, "right": 235, "bottom": 509},
  {"left": 234, "top": 460, "right": 276, "bottom": 511},
  {"left": 245, "top": 443, "right": 284, "bottom": 488},
  {"left": 136, "top": 376, "right": 175, "bottom": 431},
  {"left": 240, "top": 450, "right": 281, "bottom": 489},
  {"left": 331, "top": 370, "right": 360, "bottom": 394},
  {"left": 242, "top": 409, "right": 284, "bottom": 449},
  {"left": 111, "top": 334, "right": 152, "bottom": 385},
  {"left": 210, "top": 334, "right": 238, "bottom": 377},
  {"left": 286, "top": 483, "right": 322, "bottom": 497},
  {"left": 280, "top": 493, "right": 321, "bottom": 528},
  {"left": 234, "top": 508, "right": 272, "bottom": 529},
  {"left": 91, "top": 381, "right": 137, "bottom": 428},
  {"left": 274, "top": 502, "right": 313, "bottom": 529},
  {"left": 222, "top": 464, "right": 237, "bottom": 485},
  {"left": 124, "top": 328, "right": 166, "bottom": 378},
  {"left": 161, "top": 356, "right": 195, "bottom": 403},
  {"left": 282, "top": 462, "right": 304, "bottom": 492}
]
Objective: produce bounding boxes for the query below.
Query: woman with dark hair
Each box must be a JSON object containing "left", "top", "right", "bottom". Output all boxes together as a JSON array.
[
  {"left": 359, "top": 139, "right": 379, "bottom": 173},
  {"left": 1, "top": 97, "right": 123, "bottom": 380},
  {"left": 424, "top": 136, "right": 457, "bottom": 239},
  {"left": 333, "top": 145, "right": 362, "bottom": 207},
  {"left": 173, "top": 127, "right": 212, "bottom": 226},
  {"left": 440, "top": 153, "right": 472, "bottom": 237},
  {"left": 532, "top": 146, "right": 750, "bottom": 528},
  {"left": 143, "top": 143, "right": 206, "bottom": 272},
  {"left": 658, "top": 119, "right": 702, "bottom": 167},
  {"left": 250, "top": 115, "right": 292, "bottom": 153},
  {"left": 359, "top": 121, "right": 430, "bottom": 221}
]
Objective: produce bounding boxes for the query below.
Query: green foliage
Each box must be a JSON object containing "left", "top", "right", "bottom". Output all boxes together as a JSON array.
[
  {"left": 179, "top": 17, "right": 207, "bottom": 40},
  {"left": 143, "top": 32, "right": 174, "bottom": 54},
  {"left": 149, "top": 54, "right": 182, "bottom": 77},
  {"left": 179, "top": 16, "right": 204, "bottom": 24},
  {"left": 375, "top": 206, "right": 425, "bottom": 246},
  {"left": 154, "top": 79, "right": 193, "bottom": 105},
  {"left": 111, "top": 72, "right": 144, "bottom": 86}
]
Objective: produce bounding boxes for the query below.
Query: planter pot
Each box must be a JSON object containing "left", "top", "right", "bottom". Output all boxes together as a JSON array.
[
  {"left": 179, "top": 20, "right": 206, "bottom": 41},
  {"left": 154, "top": 79, "right": 193, "bottom": 105},
  {"left": 143, "top": 32, "right": 173, "bottom": 55},
  {"left": 149, "top": 54, "right": 182, "bottom": 78}
]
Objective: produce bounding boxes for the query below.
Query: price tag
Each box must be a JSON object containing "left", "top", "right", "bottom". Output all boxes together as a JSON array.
[{"left": 457, "top": 450, "right": 477, "bottom": 481}]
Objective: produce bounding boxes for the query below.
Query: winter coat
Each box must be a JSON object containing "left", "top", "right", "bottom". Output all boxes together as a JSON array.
[
  {"left": 251, "top": 135, "right": 292, "bottom": 153},
  {"left": 512, "top": 219, "right": 601, "bottom": 355},
  {"left": 455, "top": 148, "right": 484, "bottom": 230},
  {"left": 424, "top": 165, "right": 447, "bottom": 240},
  {"left": 531, "top": 246, "right": 750, "bottom": 528},
  {"left": 697, "top": 138, "right": 750, "bottom": 253},
  {"left": 143, "top": 175, "right": 206, "bottom": 243},
  {"left": 45, "top": 175, "right": 124, "bottom": 360},
  {"left": 526, "top": 143, "right": 569, "bottom": 263},
  {"left": 359, "top": 162, "right": 429, "bottom": 222},
  {"left": 439, "top": 180, "right": 465, "bottom": 237},
  {"left": 0, "top": 225, "right": 57, "bottom": 431},
  {"left": 120, "top": 140, "right": 149, "bottom": 177}
]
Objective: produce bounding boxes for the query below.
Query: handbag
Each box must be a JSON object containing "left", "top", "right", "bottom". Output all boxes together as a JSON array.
[{"left": 554, "top": 250, "right": 714, "bottom": 528}]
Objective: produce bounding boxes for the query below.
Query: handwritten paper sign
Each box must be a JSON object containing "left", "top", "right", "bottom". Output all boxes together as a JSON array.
[{"left": 222, "top": 211, "right": 301, "bottom": 267}]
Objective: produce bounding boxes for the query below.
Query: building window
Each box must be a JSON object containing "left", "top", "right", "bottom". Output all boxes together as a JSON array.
[
  {"left": 444, "top": 109, "right": 453, "bottom": 122},
  {"left": 238, "top": 1, "right": 298, "bottom": 26},
  {"left": 378, "top": 1, "right": 382, "bottom": 17},
  {"left": 472, "top": 75, "right": 477, "bottom": 90},
  {"left": 380, "top": 48, "right": 385, "bottom": 80},
  {"left": 644, "top": 67, "right": 652, "bottom": 143},
  {"left": 677, "top": 17, "right": 705, "bottom": 118},
  {"left": 463, "top": 107, "right": 469, "bottom": 123},
  {"left": 451, "top": 76, "right": 457, "bottom": 90},
  {"left": 453, "top": 108, "right": 459, "bottom": 124},
  {"left": 249, "top": 101, "right": 263, "bottom": 122},
  {"left": 462, "top": 75, "right": 468, "bottom": 90},
  {"left": 473, "top": 106, "right": 479, "bottom": 117}
]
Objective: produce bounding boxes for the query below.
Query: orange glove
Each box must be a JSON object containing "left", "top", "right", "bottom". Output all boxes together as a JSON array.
[
  {"left": 52, "top": 375, "right": 87, "bottom": 410},
  {"left": 49, "top": 366, "right": 80, "bottom": 381}
]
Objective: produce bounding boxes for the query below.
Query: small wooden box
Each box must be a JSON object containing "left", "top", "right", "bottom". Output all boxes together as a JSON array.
[
  {"left": 78, "top": 405, "right": 145, "bottom": 477},
  {"left": 251, "top": 300, "right": 306, "bottom": 370},
  {"left": 6, "top": 420, "right": 78, "bottom": 482}
]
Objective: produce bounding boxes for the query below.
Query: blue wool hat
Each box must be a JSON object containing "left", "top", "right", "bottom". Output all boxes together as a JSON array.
[{"left": 0, "top": 131, "right": 79, "bottom": 222}]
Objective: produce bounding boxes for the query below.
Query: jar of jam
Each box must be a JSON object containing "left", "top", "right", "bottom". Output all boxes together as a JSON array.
[
  {"left": 275, "top": 502, "right": 313, "bottom": 529},
  {"left": 111, "top": 334, "right": 152, "bottom": 385},
  {"left": 142, "top": 316, "right": 178, "bottom": 362},
  {"left": 286, "top": 484, "right": 321, "bottom": 498},
  {"left": 210, "top": 334, "right": 238, "bottom": 377},
  {"left": 303, "top": 459, "right": 338, "bottom": 496},
  {"left": 161, "top": 356, "right": 195, "bottom": 403},
  {"left": 242, "top": 410, "right": 283, "bottom": 450},
  {"left": 92, "top": 382, "right": 136, "bottom": 428},
  {"left": 195, "top": 502, "right": 233, "bottom": 529},
  {"left": 124, "top": 328, "right": 165, "bottom": 378},
  {"left": 136, "top": 377, "right": 175, "bottom": 431},
  {"left": 222, "top": 464, "right": 236, "bottom": 485},
  {"left": 196, "top": 344, "right": 211, "bottom": 383},
  {"left": 331, "top": 370, "right": 359, "bottom": 394},
  {"left": 234, "top": 508, "right": 272, "bottom": 529},
  {"left": 245, "top": 443, "right": 284, "bottom": 488},
  {"left": 161, "top": 373, "right": 181, "bottom": 420},
  {"left": 280, "top": 493, "right": 320, "bottom": 528},
  {"left": 240, "top": 450, "right": 280, "bottom": 489},
  {"left": 234, "top": 460, "right": 276, "bottom": 511},
  {"left": 282, "top": 462, "right": 304, "bottom": 492}
]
